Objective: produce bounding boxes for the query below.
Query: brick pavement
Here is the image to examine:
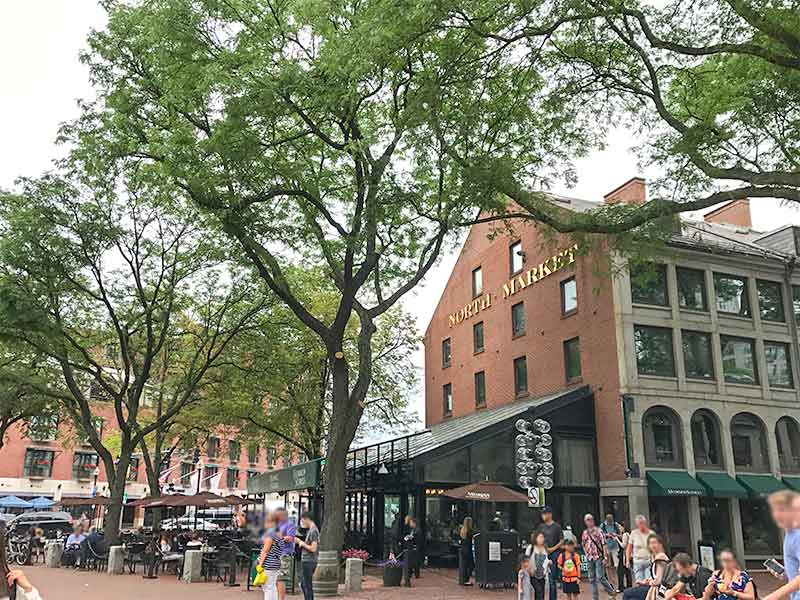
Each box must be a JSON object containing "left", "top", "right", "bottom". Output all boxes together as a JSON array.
[{"left": 23, "top": 565, "right": 782, "bottom": 600}]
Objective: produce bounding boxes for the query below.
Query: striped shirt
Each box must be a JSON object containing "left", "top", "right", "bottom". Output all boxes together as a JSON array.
[{"left": 262, "top": 531, "right": 284, "bottom": 570}]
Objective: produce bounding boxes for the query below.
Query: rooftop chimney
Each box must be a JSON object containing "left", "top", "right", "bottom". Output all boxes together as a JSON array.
[
  {"left": 703, "top": 199, "right": 752, "bottom": 229},
  {"left": 604, "top": 177, "right": 646, "bottom": 205}
]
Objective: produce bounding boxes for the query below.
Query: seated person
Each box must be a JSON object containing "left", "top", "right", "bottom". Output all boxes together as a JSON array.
[
  {"left": 78, "top": 527, "right": 107, "bottom": 568},
  {"left": 665, "top": 553, "right": 712, "bottom": 600},
  {"left": 62, "top": 525, "right": 85, "bottom": 567},
  {"left": 185, "top": 532, "right": 203, "bottom": 548}
]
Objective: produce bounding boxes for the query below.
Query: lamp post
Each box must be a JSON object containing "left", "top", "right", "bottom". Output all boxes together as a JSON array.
[
  {"left": 193, "top": 448, "right": 201, "bottom": 531},
  {"left": 92, "top": 467, "right": 101, "bottom": 530}
]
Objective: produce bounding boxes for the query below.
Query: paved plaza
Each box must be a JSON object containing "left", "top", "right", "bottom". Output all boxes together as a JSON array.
[{"left": 23, "top": 565, "right": 784, "bottom": 600}]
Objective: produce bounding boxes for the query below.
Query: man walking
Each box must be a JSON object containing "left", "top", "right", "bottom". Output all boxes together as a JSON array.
[
  {"left": 582, "top": 514, "right": 616, "bottom": 600},
  {"left": 626, "top": 516, "right": 652, "bottom": 584},
  {"left": 295, "top": 512, "right": 319, "bottom": 600},
  {"left": 536, "top": 506, "right": 564, "bottom": 600},
  {"left": 601, "top": 514, "right": 623, "bottom": 592},
  {"left": 276, "top": 508, "right": 297, "bottom": 600},
  {"left": 764, "top": 491, "right": 800, "bottom": 600}
]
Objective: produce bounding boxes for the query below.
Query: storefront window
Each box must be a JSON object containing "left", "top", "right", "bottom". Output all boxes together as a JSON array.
[
  {"left": 721, "top": 336, "right": 758, "bottom": 385},
  {"left": 425, "top": 495, "right": 462, "bottom": 555},
  {"left": 682, "top": 330, "right": 714, "bottom": 380},
  {"left": 642, "top": 407, "right": 684, "bottom": 468},
  {"left": 776, "top": 417, "right": 800, "bottom": 473},
  {"left": 630, "top": 263, "right": 668, "bottom": 306},
  {"left": 470, "top": 430, "right": 515, "bottom": 484},
  {"left": 757, "top": 280, "right": 785, "bottom": 322},
  {"left": 384, "top": 495, "right": 402, "bottom": 557},
  {"left": 714, "top": 273, "right": 751, "bottom": 317},
  {"left": 731, "top": 413, "right": 770, "bottom": 472},
  {"left": 424, "top": 448, "right": 469, "bottom": 483},
  {"left": 765, "top": 342, "right": 793, "bottom": 388},
  {"left": 740, "top": 499, "right": 781, "bottom": 555},
  {"left": 700, "top": 498, "right": 732, "bottom": 552},
  {"left": 634, "top": 326, "right": 675, "bottom": 377},
  {"left": 554, "top": 436, "right": 597, "bottom": 487},
  {"left": 677, "top": 267, "right": 707, "bottom": 311},
  {"left": 650, "top": 497, "right": 691, "bottom": 554},
  {"left": 691, "top": 409, "right": 723, "bottom": 469}
]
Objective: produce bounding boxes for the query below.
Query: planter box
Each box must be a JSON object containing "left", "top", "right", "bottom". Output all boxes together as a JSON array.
[{"left": 383, "top": 565, "right": 403, "bottom": 587}]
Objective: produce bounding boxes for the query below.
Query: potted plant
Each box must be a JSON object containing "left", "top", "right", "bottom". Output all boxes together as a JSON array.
[
  {"left": 340, "top": 548, "right": 370, "bottom": 583},
  {"left": 379, "top": 556, "right": 404, "bottom": 587}
]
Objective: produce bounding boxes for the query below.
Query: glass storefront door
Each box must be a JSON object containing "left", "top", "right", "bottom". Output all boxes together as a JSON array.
[
  {"left": 739, "top": 498, "right": 780, "bottom": 557},
  {"left": 649, "top": 497, "right": 691, "bottom": 554},
  {"left": 699, "top": 497, "right": 732, "bottom": 551}
]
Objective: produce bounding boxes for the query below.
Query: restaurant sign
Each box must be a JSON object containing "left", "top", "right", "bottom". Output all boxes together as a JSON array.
[{"left": 248, "top": 458, "right": 322, "bottom": 494}]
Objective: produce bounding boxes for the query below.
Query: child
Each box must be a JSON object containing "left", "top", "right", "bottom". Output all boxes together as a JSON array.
[
  {"left": 557, "top": 539, "right": 581, "bottom": 600},
  {"left": 527, "top": 532, "right": 550, "bottom": 600},
  {"left": 519, "top": 557, "right": 535, "bottom": 600}
]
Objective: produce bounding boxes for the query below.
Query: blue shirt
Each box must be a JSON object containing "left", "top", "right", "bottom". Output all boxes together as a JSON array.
[
  {"left": 784, "top": 529, "right": 800, "bottom": 600},
  {"left": 279, "top": 519, "right": 297, "bottom": 556},
  {"left": 66, "top": 533, "right": 85, "bottom": 547}
]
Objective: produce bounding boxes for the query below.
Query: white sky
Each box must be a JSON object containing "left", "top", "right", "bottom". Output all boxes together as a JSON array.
[{"left": 3, "top": 1, "right": 799, "bottom": 424}]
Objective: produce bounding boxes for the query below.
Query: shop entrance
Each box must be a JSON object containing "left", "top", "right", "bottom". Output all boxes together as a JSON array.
[{"left": 649, "top": 497, "right": 690, "bottom": 554}]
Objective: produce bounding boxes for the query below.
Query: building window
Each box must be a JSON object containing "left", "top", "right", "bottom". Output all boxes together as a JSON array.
[
  {"left": 682, "top": 330, "right": 714, "bottom": 380},
  {"left": 509, "top": 241, "right": 524, "bottom": 275},
  {"left": 731, "top": 413, "right": 770, "bottom": 472},
  {"left": 513, "top": 356, "right": 528, "bottom": 396},
  {"left": 247, "top": 469, "right": 259, "bottom": 483},
  {"left": 474, "top": 371, "right": 486, "bottom": 408},
  {"left": 472, "top": 267, "right": 483, "bottom": 297},
  {"left": 634, "top": 325, "right": 675, "bottom": 377},
  {"left": 564, "top": 337, "right": 581, "bottom": 382},
  {"left": 72, "top": 452, "right": 99, "bottom": 480},
  {"left": 228, "top": 440, "right": 241, "bottom": 462},
  {"left": 267, "top": 447, "right": 277, "bottom": 467},
  {"left": 676, "top": 267, "right": 707, "bottom": 311},
  {"left": 630, "top": 263, "right": 668, "bottom": 306},
  {"left": 442, "top": 338, "right": 452, "bottom": 368},
  {"left": 27, "top": 415, "right": 59, "bottom": 442},
  {"left": 207, "top": 436, "right": 220, "bottom": 460},
  {"left": 758, "top": 280, "right": 785, "bottom": 322},
  {"left": 24, "top": 449, "right": 54, "bottom": 478},
  {"left": 511, "top": 302, "right": 525, "bottom": 337},
  {"left": 247, "top": 444, "right": 260, "bottom": 465},
  {"left": 282, "top": 450, "right": 292, "bottom": 467},
  {"left": 226, "top": 468, "right": 239, "bottom": 489},
  {"left": 777, "top": 417, "right": 800, "bottom": 473},
  {"left": 642, "top": 407, "right": 684, "bottom": 467},
  {"left": 714, "top": 273, "right": 751, "bottom": 317},
  {"left": 691, "top": 409, "right": 723, "bottom": 469},
  {"left": 473, "top": 322, "right": 484, "bottom": 354},
  {"left": 442, "top": 383, "right": 453, "bottom": 417},
  {"left": 127, "top": 457, "right": 140, "bottom": 482},
  {"left": 180, "top": 462, "right": 193, "bottom": 486},
  {"left": 793, "top": 286, "right": 800, "bottom": 325},
  {"left": 202, "top": 465, "right": 218, "bottom": 489},
  {"left": 765, "top": 341, "right": 793, "bottom": 388},
  {"left": 720, "top": 336, "right": 758, "bottom": 385},
  {"left": 561, "top": 277, "right": 577, "bottom": 315}
]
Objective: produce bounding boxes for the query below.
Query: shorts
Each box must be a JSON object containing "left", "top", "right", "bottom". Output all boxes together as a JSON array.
[
  {"left": 279, "top": 554, "right": 293, "bottom": 582},
  {"left": 562, "top": 581, "right": 580, "bottom": 594}
]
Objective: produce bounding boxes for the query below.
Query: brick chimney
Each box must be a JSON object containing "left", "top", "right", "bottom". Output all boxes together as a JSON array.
[
  {"left": 604, "top": 177, "right": 646, "bottom": 205},
  {"left": 703, "top": 199, "right": 752, "bottom": 229}
]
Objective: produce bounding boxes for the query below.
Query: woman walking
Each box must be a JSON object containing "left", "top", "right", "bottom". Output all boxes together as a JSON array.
[
  {"left": 622, "top": 534, "right": 670, "bottom": 600},
  {"left": 702, "top": 549, "right": 755, "bottom": 600},
  {"left": 257, "top": 512, "right": 285, "bottom": 600},
  {"left": 458, "top": 517, "right": 475, "bottom": 585},
  {"left": 528, "top": 532, "right": 551, "bottom": 600}
]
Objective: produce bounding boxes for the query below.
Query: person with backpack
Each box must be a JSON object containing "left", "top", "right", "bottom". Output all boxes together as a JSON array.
[
  {"left": 558, "top": 539, "right": 582, "bottom": 600},
  {"left": 582, "top": 514, "right": 617, "bottom": 600}
]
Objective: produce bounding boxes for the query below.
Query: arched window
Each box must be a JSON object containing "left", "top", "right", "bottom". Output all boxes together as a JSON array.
[
  {"left": 731, "top": 413, "right": 770, "bottom": 472},
  {"left": 691, "top": 409, "right": 724, "bottom": 469},
  {"left": 643, "top": 407, "right": 684, "bottom": 468},
  {"left": 776, "top": 417, "right": 800, "bottom": 473}
]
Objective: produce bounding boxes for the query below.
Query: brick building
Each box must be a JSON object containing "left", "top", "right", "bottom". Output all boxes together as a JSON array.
[{"left": 423, "top": 178, "right": 800, "bottom": 565}]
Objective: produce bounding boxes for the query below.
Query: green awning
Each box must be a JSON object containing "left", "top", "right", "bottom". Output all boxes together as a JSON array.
[
  {"left": 782, "top": 477, "right": 800, "bottom": 492},
  {"left": 695, "top": 472, "right": 748, "bottom": 498},
  {"left": 736, "top": 474, "right": 787, "bottom": 498},
  {"left": 647, "top": 470, "right": 705, "bottom": 497}
]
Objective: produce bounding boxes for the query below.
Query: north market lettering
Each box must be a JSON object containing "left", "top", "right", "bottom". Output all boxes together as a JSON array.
[{"left": 446, "top": 243, "right": 579, "bottom": 328}]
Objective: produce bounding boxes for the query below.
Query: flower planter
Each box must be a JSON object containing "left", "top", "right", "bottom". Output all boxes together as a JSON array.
[{"left": 383, "top": 565, "right": 403, "bottom": 587}]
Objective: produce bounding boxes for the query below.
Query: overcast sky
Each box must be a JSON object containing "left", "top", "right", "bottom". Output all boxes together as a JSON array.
[{"left": 3, "top": 1, "right": 800, "bottom": 424}]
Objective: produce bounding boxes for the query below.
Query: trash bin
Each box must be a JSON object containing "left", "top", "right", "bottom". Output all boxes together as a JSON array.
[{"left": 474, "top": 531, "right": 519, "bottom": 589}]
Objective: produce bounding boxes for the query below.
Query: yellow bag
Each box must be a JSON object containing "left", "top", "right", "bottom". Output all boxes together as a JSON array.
[{"left": 253, "top": 564, "right": 268, "bottom": 586}]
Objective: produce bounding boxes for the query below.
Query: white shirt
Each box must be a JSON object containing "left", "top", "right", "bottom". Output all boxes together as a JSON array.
[{"left": 3, "top": 587, "right": 43, "bottom": 600}]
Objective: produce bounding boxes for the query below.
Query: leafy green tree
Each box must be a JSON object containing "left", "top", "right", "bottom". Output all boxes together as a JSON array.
[
  {"left": 68, "top": 0, "right": 586, "bottom": 551},
  {"left": 0, "top": 176, "right": 270, "bottom": 541}
]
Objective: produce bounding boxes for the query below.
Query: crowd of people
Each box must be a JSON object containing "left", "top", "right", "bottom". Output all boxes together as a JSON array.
[{"left": 507, "top": 491, "right": 800, "bottom": 600}]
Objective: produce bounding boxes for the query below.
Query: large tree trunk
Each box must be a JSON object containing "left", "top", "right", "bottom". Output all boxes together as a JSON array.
[
  {"left": 318, "top": 353, "right": 364, "bottom": 553},
  {"left": 103, "top": 454, "right": 130, "bottom": 544}
]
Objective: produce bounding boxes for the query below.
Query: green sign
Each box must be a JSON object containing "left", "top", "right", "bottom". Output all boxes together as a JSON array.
[{"left": 248, "top": 459, "right": 322, "bottom": 494}]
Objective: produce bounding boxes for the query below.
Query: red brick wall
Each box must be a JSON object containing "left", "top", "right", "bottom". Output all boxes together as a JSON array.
[
  {"left": 424, "top": 217, "right": 628, "bottom": 482},
  {"left": 704, "top": 199, "right": 752, "bottom": 228}
]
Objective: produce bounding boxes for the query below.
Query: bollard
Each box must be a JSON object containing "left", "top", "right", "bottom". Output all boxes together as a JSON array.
[
  {"left": 107, "top": 545, "right": 125, "bottom": 575},
  {"left": 313, "top": 550, "right": 339, "bottom": 597},
  {"left": 182, "top": 550, "right": 203, "bottom": 583},
  {"left": 44, "top": 541, "right": 63, "bottom": 569},
  {"left": 344, "top": 558, "right": 363, "bottom": 592}
]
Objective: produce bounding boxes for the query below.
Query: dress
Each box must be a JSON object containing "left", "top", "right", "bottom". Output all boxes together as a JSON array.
[{"left": 709, "top": 570, "right": 752, "bottom": 600}]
